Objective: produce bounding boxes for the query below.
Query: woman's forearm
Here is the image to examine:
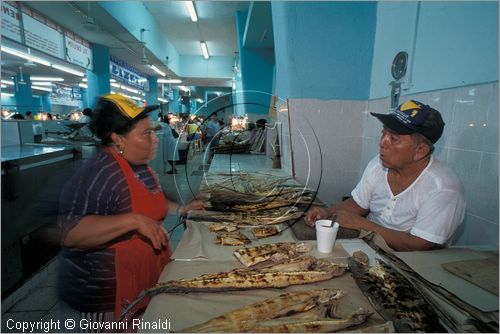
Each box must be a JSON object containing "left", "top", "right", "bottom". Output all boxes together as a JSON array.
[{"left": 63, "top": 213, "right": 139, "bottom": 249}]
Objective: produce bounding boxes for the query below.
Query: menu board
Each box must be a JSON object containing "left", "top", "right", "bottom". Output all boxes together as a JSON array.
[
  {"left": 1, "top": 1, "right": 22, "bottom": 42},
  {"left": 65, "top": 31, "right": 93, "bottom": 70}
]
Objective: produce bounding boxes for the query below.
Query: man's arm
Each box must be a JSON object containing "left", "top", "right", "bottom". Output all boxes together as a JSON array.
[
  {"left": 304, "top": 198, "right": 368, "bottom": 226},
  {"left": 334, "top": 209, "right": 439, "bottom": 251}
]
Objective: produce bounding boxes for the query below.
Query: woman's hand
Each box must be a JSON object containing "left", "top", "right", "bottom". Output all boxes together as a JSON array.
[
  {"left": 304, "top": 206, "right": 332, "bottom": 227},
  {"left": 132, "top": 213, "right": 169, "bottom": 250}
]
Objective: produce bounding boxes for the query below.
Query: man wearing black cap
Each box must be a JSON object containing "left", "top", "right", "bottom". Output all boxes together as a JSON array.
[{"left": 305, "top": 100, "right": 465, "bottom": 251}]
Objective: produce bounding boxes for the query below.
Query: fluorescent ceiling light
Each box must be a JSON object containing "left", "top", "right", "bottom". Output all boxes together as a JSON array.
[
  {"left": 110, "top": 78, "right": 116, "bottom": 83},
  {"left": 51, "top": 64, "right": 85, "bottom": 77},
  {"left": 149, "top": 64, "right": 166, "bottom": 77},
  {"left": 1, "top": 80, "right": 15, "bottom": 85},
  {"left": 111, "top": 82, "right": 121, "bottom": 88},
  {"left": 185, "top": 1, "right": 198, "bottom": 22},
  {"left": 138, "top": 78, "right": 147, "bottom": 83},
  {"left": 30, "top": 81, "right": 52, "bottom": 86},
  {"left": 1, "top": 46, "right": 51, "bottom": 66},
  {"left": 200, "top": 41, "right": 209, "bottom": 59},
  {"left": 158, "top": 78, "right": 182, "bottom": 84},
  {"left": 2, "top": 92, "right": 15, "bottom": 97},
  {"left": 178, "top": 85, "right": 189, "bottom": 92},
  {"left": 1, "top": 84, "right": 6, "bottom": 88},
  {"left": 157, "top": 97, "right": 168, "bottom": 103},
  {"left": 31, "top": 76, "right": 64, "bottom": 82},
  {"left": 31, "top": 85, "right": 52, "bottom": 92},
  {"left": 122, "top": 86, "right": 139, "bottom": 94},
  {"left": 78, "top": 83, "right": 88, "bottom": 88}
]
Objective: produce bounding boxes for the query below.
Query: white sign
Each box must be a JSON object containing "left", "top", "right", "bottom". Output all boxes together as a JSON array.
[
  {"left": 65, "top": 31, "right": 93, "bottom": 70},
  {"left": 1, "top": 1, "right": 22, "bottom": 42},
  {"left": 110, "top": 56, "right": 149, "bottom": 91},
  {"left": 22, "top": 7, "right": 63, "bottom": 59}
]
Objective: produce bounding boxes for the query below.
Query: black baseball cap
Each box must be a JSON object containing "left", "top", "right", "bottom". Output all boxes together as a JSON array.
[{"left": 371, "top": 100, "right": 445, "bottom": 144}]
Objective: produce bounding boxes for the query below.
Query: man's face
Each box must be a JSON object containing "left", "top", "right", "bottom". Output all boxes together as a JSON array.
[{"left": 378, "top": 127, "right": 419, "bottom": 169}]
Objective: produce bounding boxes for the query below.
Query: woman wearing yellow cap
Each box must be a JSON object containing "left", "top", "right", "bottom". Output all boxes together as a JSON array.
[{"left": 57, "top": 94, "right": 207, "bottom": 322}]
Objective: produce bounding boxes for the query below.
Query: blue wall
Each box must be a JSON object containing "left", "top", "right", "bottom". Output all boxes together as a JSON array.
[
  {"left": 272, "top": 1, "right": 377, "bottom": 100},
  {"left": 370, "top": 1, "right": 499, "bottom": 98}
]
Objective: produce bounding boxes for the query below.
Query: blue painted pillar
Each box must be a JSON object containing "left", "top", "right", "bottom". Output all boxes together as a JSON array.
[
  {"left": 235, "top": 10, "right": 274, "bottom": 117},
  {"left": 14, "top": 71, "right": 32, "bottom": 113},
  {"left": 41, "top": 94, "right": 51, "bottom": 112},
  {"left": 87, "top": 44, "right": 111, "bottom": 108},
  {"left": 145, "top": 76, "right": 158, "bottom": 107},
  {"left": 170, "top": 89, "right": 180, "bottom": 114}
]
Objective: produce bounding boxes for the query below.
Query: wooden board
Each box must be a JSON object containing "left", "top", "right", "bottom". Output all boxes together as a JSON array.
[{"left": 441, "top": 257, "right": 499, "bottom": 296}]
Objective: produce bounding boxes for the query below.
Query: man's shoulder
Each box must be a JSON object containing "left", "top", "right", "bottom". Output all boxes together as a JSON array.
[{"left": 424, "top": 158, "right": 464, "bottom": 192}]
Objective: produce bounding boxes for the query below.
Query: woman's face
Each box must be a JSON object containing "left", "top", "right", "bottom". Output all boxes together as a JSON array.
[{"left": 114, "top": 117, "right": 159, "bottom": 165}]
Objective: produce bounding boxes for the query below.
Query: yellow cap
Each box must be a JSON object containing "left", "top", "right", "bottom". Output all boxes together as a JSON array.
[{"left": 100, "top": 93, "right": 158, "bottom": 119}]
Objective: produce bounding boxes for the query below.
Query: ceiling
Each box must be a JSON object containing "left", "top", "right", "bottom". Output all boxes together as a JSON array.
[{"left": 1, "top": 1, "right": 251, "bottom": 98}]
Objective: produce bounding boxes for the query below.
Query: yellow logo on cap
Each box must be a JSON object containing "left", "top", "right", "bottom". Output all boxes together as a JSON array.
[
  {"left": 102, "top": 93, "right": 144, "bottom": 119},
  {"left": 410, "top": 110, "right": 419, "bottom": 117}
]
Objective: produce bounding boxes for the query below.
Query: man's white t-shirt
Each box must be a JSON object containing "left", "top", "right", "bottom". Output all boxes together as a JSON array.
[{"left": 351, "top": 155, "right": 465, "bottom": 245}]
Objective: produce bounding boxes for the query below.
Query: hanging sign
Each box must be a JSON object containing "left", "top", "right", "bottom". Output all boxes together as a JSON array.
[
  {"left": 50, "top": 83, "right": 82, "bottom": 107},
  {"left": 21, "top": 4, "right": 64, "bottom": 59},
  {"left": 64, "top": 31, "right": 93, "bottom": 70},
  {"left": 110, "top": 55, "right": 150, "bottom": 92},
  {"left": 1, "top": 1, "right": 22, "bottom": 42}
]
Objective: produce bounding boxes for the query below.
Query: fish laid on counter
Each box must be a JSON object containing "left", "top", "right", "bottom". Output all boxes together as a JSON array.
[
  {"left": 208, "top": 222, "right": 239, "bottom": 232},
  {"left": 234, "top": 242, "right": 312, "bottom": 267},
  {"left": 252, "top": 226, "right": 281, "bottom": 239},
  {"left": 214, "top": 230, "right": 251, "bottom": 246},
  {"left": 118, "top": 256, "right": 347, "bottom": 322},
  {"left": 191, "top": 207, "right": 303, "bottom": 225},
  {"left": 348, "top": 252, "right": 446, "bottom": 333},
  {"left": 179, "top": 289, "right": 373, "bottom": 333}
]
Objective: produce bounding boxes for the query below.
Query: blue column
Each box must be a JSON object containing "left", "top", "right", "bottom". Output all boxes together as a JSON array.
[
  {"left": 41, "top": 94, "right": 51, "bottom": 112},
  {"left": 235, "top": 10, "right": 274, "bottom": 117},
  {"left": 14, "top": 71, "right": 32, "bottom": 113},
  {"left": 170, "top": 89, "right": 180, "bottom": 114},
  {"left": 145, "top": 76, "right": 158, "bottom": 107},
  {"left": 87, "top": 44, "right": 111, "bottom": 108}
]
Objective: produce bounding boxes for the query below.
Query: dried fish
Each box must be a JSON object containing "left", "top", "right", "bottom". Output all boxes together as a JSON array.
[
  {"left": 234, "top": 242, "right": 313, "bottom": 267},
  {"left": 179, "top": 289, "right": 372, "bottom": 333},
  {"left": 118, "top": 256, "right": 347, "bottom": 322},
  {"left": 214, "top": 230, "right": 251, "bottom": 246},
  {"left": 348, "top": 254, "right": 446, "bottom": 332}
]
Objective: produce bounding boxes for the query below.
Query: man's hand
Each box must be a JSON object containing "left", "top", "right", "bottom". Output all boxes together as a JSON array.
[
  {"left": 304, "top": 206, "right": 332, "bottom": 227},
  {"left": 334, "top": 209, "right": 365, "bottom": 230}
]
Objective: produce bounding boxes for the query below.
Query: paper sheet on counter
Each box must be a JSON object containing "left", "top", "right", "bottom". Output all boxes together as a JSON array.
[
  {"left": 171, "top": 220, "right": 299, "bottom": 262},
  {"left": 395, "top": 248, "right": 499, "bottom": 312}
]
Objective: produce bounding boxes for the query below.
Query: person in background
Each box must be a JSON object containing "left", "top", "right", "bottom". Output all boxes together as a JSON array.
[
  {"left": 305, "top": 100, "right": 465, "bottom": 251},
  {"left": 57, "top": 94, "right": 207, "bottom": 322},
  {"left": 79, "top": 108, "right": 93, "bottom": 123},
  {"left": 46, "top": 113, "right": 53, "bottom": 120},
  {"left": 204, "top": 113, "right": 221, "bottom": 149},
  {"left": 11, "top": 113, "right": 25, "bottom": 120},
  {"left": 25, "top": 111, "right": 33, "bottom": 120},
  {"left": 159, "top": 115, "right": 180, "bottom": 174}
]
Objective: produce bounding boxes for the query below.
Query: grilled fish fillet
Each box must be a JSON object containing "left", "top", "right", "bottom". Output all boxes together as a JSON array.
[
  {"left": 234, "top": 242, "right": 313, "bottom": 267},
  {"left": 180, "top": 289, "right": 372, "bottom": 333},
  {"left": 118, "top": 256, "right": 347, "bottom": 322}
]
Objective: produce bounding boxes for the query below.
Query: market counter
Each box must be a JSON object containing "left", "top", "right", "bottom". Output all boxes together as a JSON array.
[{"left": 140, "top": 220, "right": 385, "bottom": 332}]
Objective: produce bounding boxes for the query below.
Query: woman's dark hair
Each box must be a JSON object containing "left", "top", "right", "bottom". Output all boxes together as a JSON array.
[
  {"left": 91, "top": 98, "right": 149, "bottom": 146},
  {"left": 82, "top": 108, "right": 93, "bottom": 117}
]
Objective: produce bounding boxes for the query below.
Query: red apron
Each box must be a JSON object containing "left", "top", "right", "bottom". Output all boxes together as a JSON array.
[{"left": 108, "top": 149, "right": 172, "bottom": 318}]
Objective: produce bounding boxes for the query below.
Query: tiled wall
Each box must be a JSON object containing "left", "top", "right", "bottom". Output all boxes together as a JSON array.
[{"left": 283, "top": 81, "right": 498, "bottom": 249}]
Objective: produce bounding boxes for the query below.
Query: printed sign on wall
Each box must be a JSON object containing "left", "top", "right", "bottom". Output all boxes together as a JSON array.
[
  {"left": 21, "top": 5, "right": 64, "bottom": 59},
  {"left": 65, "top": 31, "right": 93, "bottom": 70},
  {"left": 110, "top": 55, "right": 150, "bottom": 92},
  {"left": 1, "top": 1, "right": 22, "bottom": 42}
]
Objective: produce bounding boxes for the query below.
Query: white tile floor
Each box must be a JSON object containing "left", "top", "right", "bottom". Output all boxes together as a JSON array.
[{"left": 1, "top": 151, "right": 275, "bottom": 333}]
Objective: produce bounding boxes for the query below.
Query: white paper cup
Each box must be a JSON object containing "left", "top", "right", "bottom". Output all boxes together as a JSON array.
[{"left": 315, "top": 219, "right": 340, "bottom": 253}]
